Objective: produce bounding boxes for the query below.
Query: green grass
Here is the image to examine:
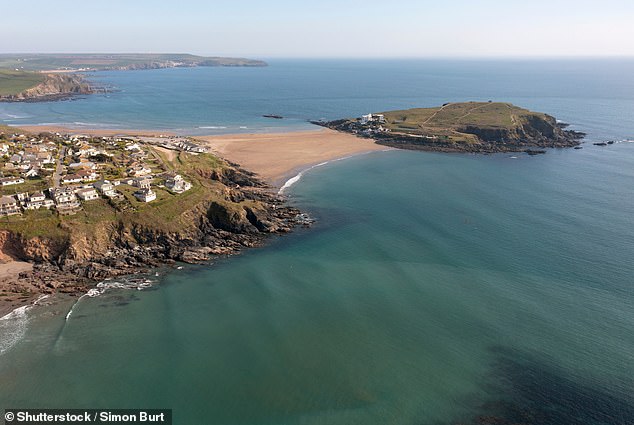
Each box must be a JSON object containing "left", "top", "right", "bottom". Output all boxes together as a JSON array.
[
  {"left": 0, "top": 54, "right": 266, "bottom": 72},
  {"left": 0, "top": 69, "right": 45, "bottom": 96},
  {"left": 0, "top": 148, "right": 253, "bottom": 244},
  {"left": 0, "top": 177, "right": 50, "bottom": 196},
  {"left": 0, "top": 209, "right": 64, "bottom": 239},
  {"left": 379, "top": 102, "right": 548, "bottom": 144}
]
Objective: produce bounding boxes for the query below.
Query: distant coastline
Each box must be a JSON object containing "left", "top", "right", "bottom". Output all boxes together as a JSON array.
[{"left": 0, "top": 53, "right": 267, "bottom": 103}]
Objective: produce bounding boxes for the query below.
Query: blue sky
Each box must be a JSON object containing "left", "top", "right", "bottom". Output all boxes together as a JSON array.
[{"left": 3, "top": 0, "right": 634, "bottom": 58}]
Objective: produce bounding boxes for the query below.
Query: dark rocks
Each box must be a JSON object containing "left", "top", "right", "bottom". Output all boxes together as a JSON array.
[{"left": 316, "top": 109, "right": 585, "bottom": 154}]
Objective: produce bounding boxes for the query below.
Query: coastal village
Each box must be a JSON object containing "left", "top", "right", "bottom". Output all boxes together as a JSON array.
[{"left": 0, "top": 131, "right": 207, "bottom": 217}]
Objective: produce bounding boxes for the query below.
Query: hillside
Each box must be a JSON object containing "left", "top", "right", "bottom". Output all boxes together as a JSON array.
[
  {"left": 0, "top": 69, "right": 46, "bottom": 96},
  {"left": 0, "top": 53, "right": 267, "bottom": 71},
  {"left": 0, "top": 132, "right": 302, "bottom": 306},
  {"left": 0, "top": 71, "right": 93, "bottom": 101},
  {"left": 319, "top": 102, "right": 585, "bottom": 153}
]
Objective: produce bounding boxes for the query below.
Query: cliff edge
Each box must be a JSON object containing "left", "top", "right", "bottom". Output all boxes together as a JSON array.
[{"left": 316, "top": 102, "right": 585, "bottom": 153}]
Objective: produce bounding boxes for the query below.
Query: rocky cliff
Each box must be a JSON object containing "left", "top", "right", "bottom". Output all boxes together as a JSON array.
[
  {"left": 0, "top": 161, "right": 305, "bottom": 301},
  {"left": 318, "top": 102, "right": 585, "bottom": 154},
  {"left": 0, "top": 73, "right": 94, "bottom": 102}
]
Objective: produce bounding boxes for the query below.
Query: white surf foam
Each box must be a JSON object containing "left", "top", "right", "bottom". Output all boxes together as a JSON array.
[
  {"left": 198, "top": 126, "right": 227, "bottom": 129},
  {"left": 64, "top": 278, "right": 155, "bottom": 321},
  {"left": 277, "top": 151, "right": 390, "bottom": 194},
  {"left": 0, "top": 305, "right": 30, "bottom": 355}
]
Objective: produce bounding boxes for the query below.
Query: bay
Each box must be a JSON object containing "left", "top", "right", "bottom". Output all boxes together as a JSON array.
[{"left": 1, "top": 60, "right": 633, "bottom": 424}]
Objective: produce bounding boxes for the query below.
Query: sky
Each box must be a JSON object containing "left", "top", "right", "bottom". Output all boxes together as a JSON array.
[{"left": 3, "top": 0, "right": 634, "bottom": 58}]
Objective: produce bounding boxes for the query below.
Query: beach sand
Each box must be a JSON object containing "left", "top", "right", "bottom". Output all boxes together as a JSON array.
[
  {"left": 0, "top": 126, "right": 386, "bottom": 315},
  {"left": 196, "top": 128, "right": 387, "bottom": 186},
  {"left": 0, "top": 261, "right": 35, "bottom": 317}
]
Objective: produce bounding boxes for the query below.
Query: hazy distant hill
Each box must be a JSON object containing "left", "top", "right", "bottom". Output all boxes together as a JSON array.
[{"left": 0, "top": 53, "right": 267, "bottom": 71}]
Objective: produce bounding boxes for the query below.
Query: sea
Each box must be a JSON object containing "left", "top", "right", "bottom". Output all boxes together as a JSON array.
[{"left": 1, "top": 59, "right": 633, "bottom": 425}]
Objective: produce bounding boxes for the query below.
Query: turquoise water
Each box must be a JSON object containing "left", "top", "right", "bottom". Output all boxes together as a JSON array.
[
  {"left": 1, "top": 60, "right": 634, "bottom": 424},
  {"left": 2, "top": 59, "right": 634, "bottom": 139}
]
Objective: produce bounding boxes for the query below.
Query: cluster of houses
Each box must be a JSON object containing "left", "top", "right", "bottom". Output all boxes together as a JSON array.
[
  {"left": 356, "top": 113, "right": 390, "bottom": 135},
  {"left": 0, "top": 132, "right": 195, "bottom": 217},
  {"left": 0, "top": 170, "right": 193, "bottom": 217},
  {"left": 359, "top": 113, "right": 386, "bottom": 125},
  {"left": 1, "top": 135, "right": 56, "bottom": 180},
  {"left": 138, "top": 136, "right": 208, "bottom": 154}
]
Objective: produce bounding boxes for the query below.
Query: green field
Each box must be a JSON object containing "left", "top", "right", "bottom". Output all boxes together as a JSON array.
[
  {"left": 0, "top": 149, "right": 232, "bottom": 239},
  {"left": 0, "top": 53, "right": 266, "bottom": 71},
  {"left": 378, "top": 102, "right": 551, "bottom": 143},
  {"left": 0, "top": 69, "right": 45, "bottom": 96}
]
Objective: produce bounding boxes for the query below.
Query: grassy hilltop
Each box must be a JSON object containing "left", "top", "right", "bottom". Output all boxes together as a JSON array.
[
  {"left": 0, "top": 69, "right": 46, "bottom": 96},
  {"left": 381, "top": 102, "right": 556, "bottom": 144},
  {"left": 321, "top": 102, "right": 584, "bottom": 153}
]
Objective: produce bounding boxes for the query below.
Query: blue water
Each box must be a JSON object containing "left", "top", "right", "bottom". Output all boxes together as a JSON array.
[
  {"left": 1, "top": 60, "right": 633, "bottom": 424},
  {"left": 2, "top": 59, "right": 634, "bottom": 139}
]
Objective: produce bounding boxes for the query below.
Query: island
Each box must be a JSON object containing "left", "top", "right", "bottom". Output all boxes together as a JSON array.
[
  {"left": 315, "top": 102, "right": 585, "bottom": 154},
  {"left": 0, "top": 53, "right": 267, "bottom": 102},
  {"left": 0, "top": 126, "right": 304, "bottom": 314}
]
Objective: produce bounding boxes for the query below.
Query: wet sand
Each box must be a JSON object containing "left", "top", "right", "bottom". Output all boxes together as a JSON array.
[
  {"left": 0, "top": 261, "right": 34, "bottom": 317},
  {"left": 196, "top": 128, "right": 387, "bottom": 186}
]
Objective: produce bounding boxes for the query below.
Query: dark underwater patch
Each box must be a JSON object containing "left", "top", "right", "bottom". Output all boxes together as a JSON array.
[{"left": 452, "top": 346, "right": 634, "bottom": 425}]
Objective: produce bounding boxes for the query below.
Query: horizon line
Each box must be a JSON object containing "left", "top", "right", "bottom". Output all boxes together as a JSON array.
[{"left": 2, "top": 52, "right": 634, "bottom": 61}]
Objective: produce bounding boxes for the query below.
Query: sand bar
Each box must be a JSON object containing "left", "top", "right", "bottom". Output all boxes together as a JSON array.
[
  {"left": 17, "top": 125, "right": 387, "bottom": 185},
  {"left": 197, "top": 128, "right": 387, "bottom": 186}
]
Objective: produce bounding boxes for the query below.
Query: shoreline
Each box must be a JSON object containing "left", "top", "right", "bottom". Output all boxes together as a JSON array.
[
  {"left": 277, "top": 149, "right": 391, "bottom": 194},
  {"left": 196, "top": 128, "right": 387, "bottom": 186},
  {"left": 0, "top": 126, "right": 386, "bottom": 319}
]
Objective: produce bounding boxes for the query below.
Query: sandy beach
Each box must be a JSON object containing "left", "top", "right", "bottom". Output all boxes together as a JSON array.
[
  {"left": 0, "top": 126, "right": 386, "bottom": 314},
  {"left": 196, "top": 128, "right": 387, "bottom": 186},
  {"left": 0, "top": 261, "right": 35, "bottom": 317}
]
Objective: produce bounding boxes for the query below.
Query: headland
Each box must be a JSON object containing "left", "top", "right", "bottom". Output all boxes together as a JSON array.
[
  {"left": 0, "top": 126, "right": 385, "bottom": 315},
  {"left": 316, "top": 102, "right": 585, "bottom": 154},
  {"left": 0, "top": 53, "right": 267, "bottom": 103}
]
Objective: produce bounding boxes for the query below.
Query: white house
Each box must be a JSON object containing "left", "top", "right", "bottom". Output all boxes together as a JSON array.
[
  {"left": 165, "top": 174, "right": 192, "bottom": 194},
  {"left": 127, "top": 164, "right": 152, "bottom": 177},
  {"left": 24, "top": 192, "right": 53, "bottom": 210},
  {"left": 76, "top": 187, "right": 100, "bottom": 201},
  {"left": 93, "top": 180, "right": 117, "bottom": 197},
  {"left": 359, "top": 113, "right": 386, "bottom": 125},
  {"left": 23, "top": 168, "right": 40, "bottom": 178},
  {"left": 0, "top": 195, "right": 20, "bottom": 216},
  {"left": 50, "top": 187, "right": 80, "bottom": 209},
  {"left": 133, "top": 176, "right": 153, "bottom": 189},
  {"left": 359, "top": 114, "right": 373, "bottom": 125},
  {"left": 62, "top": 174, "right": 83, "bottom": 184},
  {"left": 134, "top": 188, "right": 156, "bottom": 203},
  {"left": 0, "top": 177, "right": 25, "bottom": 186},
  {"left": 125, "top": 142, "right": 142, "bottom": 151}
]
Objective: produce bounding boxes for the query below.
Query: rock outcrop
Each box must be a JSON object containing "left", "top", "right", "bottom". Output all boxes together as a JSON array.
[
  {"left": 317, "top": 102, "right": 585, "bottom": 154},
  {"left": 0, "top": 73, "right": 94, "bottom": 102},
  {"left": 0, "top": 165, "right": 305, "bottom": 299}
]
